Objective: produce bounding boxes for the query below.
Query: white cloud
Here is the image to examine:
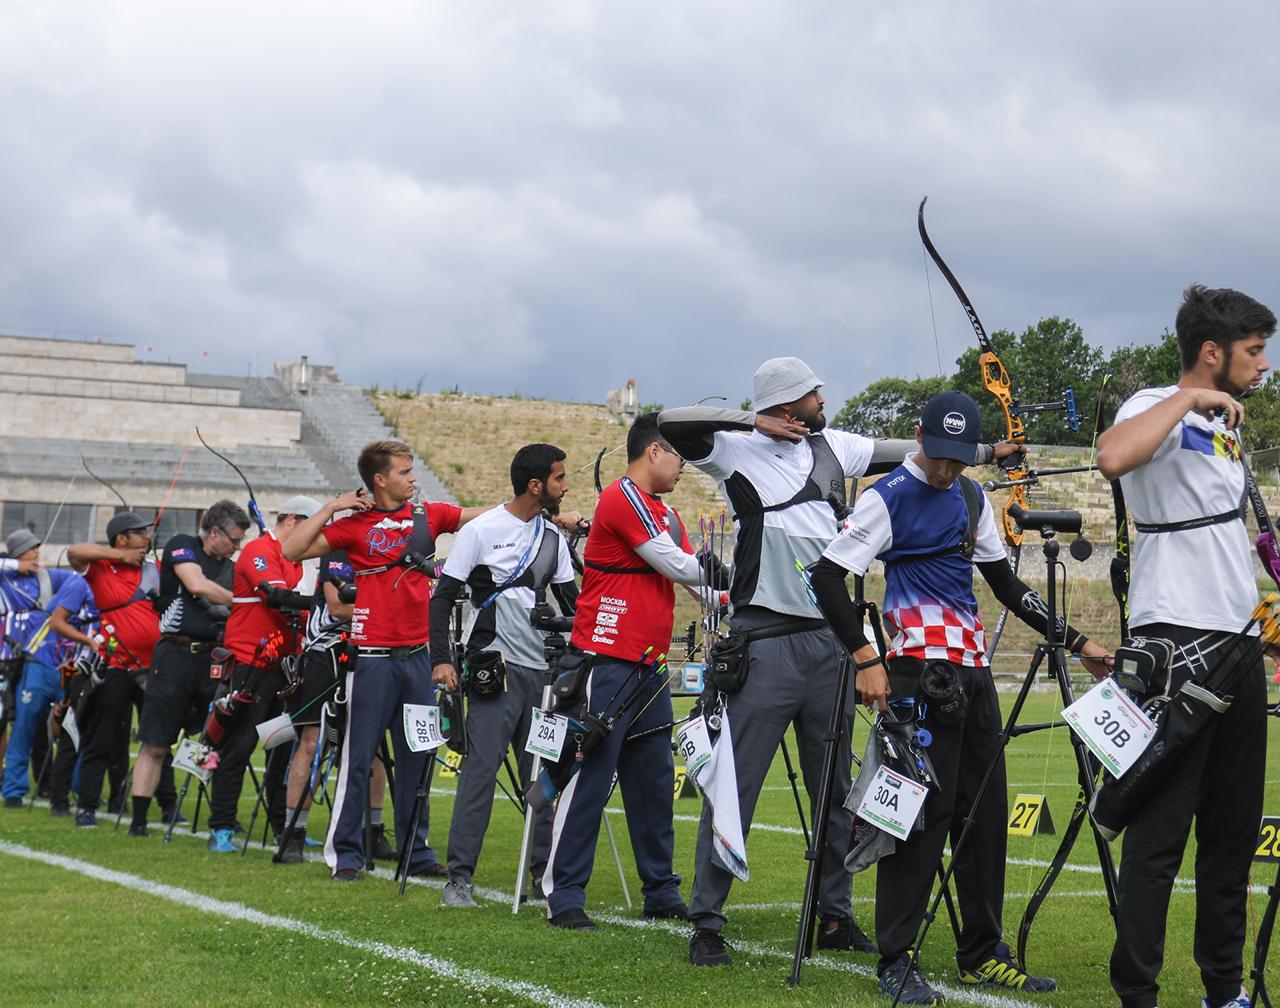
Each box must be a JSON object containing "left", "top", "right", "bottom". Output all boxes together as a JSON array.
[{"left": 1, "top": 1, "right": 1278, "bottom": 411}]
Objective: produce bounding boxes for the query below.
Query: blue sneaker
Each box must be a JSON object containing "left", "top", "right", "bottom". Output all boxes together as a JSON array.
[
  {"left": 1202, "top": 989, "right": 1251, "bottom": 1008},
  {"left": 304, "top": 836, "right": 322, "bottom": 848},
  {"left": 207, "top": 828, "right": 237, "bottom": 853}
]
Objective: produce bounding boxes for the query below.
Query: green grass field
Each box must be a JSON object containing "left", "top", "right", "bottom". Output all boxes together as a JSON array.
[{"left": 2, "top": 689, "right": 1278, "bottom": 1008}]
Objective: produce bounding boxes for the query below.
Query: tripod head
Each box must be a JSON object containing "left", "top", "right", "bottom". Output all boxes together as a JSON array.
[
  {"left": 531, "top": 587, "right": 574, "bottom": 665},
  {"left": 1008, "top": 503, "right": 1093, "bottom": 562}
]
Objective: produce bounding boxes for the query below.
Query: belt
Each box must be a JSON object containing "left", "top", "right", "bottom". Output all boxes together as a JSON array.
[
  {"left": 358, "top": 643, "right": 428, "bottom": 660},
  {"left": 159, "top": 634, "right": 216, "bottom": 654}
]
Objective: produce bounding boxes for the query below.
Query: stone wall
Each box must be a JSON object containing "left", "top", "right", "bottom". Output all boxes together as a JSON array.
[{"left": 0, "top": 391, "right": 298, "bottom": 447}]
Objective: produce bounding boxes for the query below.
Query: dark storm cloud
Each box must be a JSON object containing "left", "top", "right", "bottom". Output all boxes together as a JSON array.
[{"left": 1, "top": 1, "right": 1278, "bottom": 415}]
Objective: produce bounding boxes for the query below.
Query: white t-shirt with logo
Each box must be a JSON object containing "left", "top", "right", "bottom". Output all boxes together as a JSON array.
[{"left": 1115, "top": 385, "right": 1256, "bottom": 633}]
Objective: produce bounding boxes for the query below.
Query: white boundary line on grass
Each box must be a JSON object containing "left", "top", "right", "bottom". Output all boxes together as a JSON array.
[
  {"left": 0, "top": 839, "right": 600, "bottom": 1008},
  {"left": 591, "top": 912, "right": 1040, "bottom": 1008}
]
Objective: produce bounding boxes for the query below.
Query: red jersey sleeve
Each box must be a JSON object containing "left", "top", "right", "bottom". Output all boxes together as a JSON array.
[
  {"left": 322, "top": 514, "right": 359, "bottom": 552},
  {"left": 428, "top": 502, "right": 463, "bottom": 538},
  {"left": 600, "top": 480, "right": 668, "bottom": 551}
]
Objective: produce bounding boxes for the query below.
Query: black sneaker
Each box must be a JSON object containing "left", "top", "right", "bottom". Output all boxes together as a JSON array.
[
  {"left": 332, "top": 868, "right": 361, "bottom": 882},
  {"left": 644, "top": 902, "right": 690, "bottom": 921},
  {"left": 3, "top": 797, "right": 23, "bottom": 809},
  {"left": 369, "top": 824, "right": 396, "bottom": 861},
  {"left": 50, "top": 803, "right": 71, "bottom": 817},
  {"left": 878, "top": 954, "right": 944, "bottom": 1005},
  {"left": 689, "top": 928, "right": 731, "bottom": 967},
  {"left": 75, "top": 809, "right": 97, "bottom": 828},
  {"left": 817, "top": 914, "right": 876, "bottom": 953},
  {"left": 548, "top": 908, "right": 598, "bottom": 931},
  {"left": 958, "top": 942, "right": 1056, "bottom": 992},
  {"left": 160, "top": 805, "right": 188, "bottom": 826},
  {"left": 274, "top": 828, "right": 306, "bottom": 865},
  {"left": 127, "top": 823, "right": 150, "bottom": 837}
]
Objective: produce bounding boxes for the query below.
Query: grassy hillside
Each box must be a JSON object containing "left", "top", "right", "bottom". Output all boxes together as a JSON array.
[{"left": 374, "top": 391, "right": 1280, "bottom": 675}]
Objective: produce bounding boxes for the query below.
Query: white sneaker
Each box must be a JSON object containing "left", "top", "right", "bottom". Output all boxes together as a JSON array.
[
  {"left": 1202, "top": 987, "right": 1251, "bottom": 1008},
  {"left": 441, "top": 878, "right": 477, "bottom": 908}
]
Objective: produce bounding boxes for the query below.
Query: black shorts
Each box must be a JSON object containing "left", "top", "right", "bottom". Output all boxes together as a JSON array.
[
  {"left": 137, "top": 640, "right": 217, "bottom": 747},
  {"left": 285, "top": 648, "right": 340, "bottom": 727}
]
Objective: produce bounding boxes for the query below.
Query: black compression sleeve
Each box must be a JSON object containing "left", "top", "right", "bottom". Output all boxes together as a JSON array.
[
  {"left": 428, "top": 574, "right": 466, "bottom": 665},
  {"left": 550, "top": 579, "right": 579, "bottom": 616},
  {"left": 810, "top": 556, "right": 871, "bottom": 654},
  {"left": 977, "top": 559, "right": 1088, "bottom": 651}
]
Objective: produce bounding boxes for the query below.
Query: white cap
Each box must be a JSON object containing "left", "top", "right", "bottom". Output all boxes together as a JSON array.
[
  {"left": 752, "top": 357, "right": 825, "bottom": 412},
  {"left": 277, "top": 496, "right": 322, "bottom": 519}
]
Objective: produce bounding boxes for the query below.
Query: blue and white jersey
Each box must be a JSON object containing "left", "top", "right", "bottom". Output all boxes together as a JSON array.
[
  {"left": 23, "top": 574, "right": 98, "bottom": 669},
  {"left": 823, "top": 455, "right": 1004, "bottom": 667},
  {"left": 0, "top": 564, "right": 78, "bottom": 660}
]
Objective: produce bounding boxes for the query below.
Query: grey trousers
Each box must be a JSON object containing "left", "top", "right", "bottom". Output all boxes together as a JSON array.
[
  {"left": 689, "top": 623, "right": 856, "bottom": 932},
  {"left": 446, "top": 661, "right": 552, "bottom": 884}
]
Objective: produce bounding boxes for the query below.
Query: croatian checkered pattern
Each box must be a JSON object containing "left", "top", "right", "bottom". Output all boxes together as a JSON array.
[{"left": 884, "top": 602, "right": 988, "bottom": 667}]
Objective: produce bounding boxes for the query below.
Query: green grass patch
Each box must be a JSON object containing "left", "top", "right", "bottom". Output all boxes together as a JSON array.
[{"left": 2, "top": 690, "right": 1278, "bottom": 1006}]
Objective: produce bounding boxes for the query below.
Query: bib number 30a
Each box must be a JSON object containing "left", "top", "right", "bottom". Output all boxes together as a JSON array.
[
  {"left": 1063, "top": 677, "right": 1155, "bottom": 778},
  {"left": 856, "top": 766, "right": 928, "bottom": 842}
]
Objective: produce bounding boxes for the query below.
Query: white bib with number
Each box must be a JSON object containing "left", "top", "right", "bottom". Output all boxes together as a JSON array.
[
  {"left": 1063, "top": 677, "right": 1155, "bottom": 778},
  {"left": 856, "top": 765, "right": 928, "bottom": 842},
  {"left": 525, "top": 708, "right": 568, "bottom": 762},
  {"left": 402, "top": 703, "right": 445, "bottom": 753},
  {"left": 677, "top": 715, "right": 713, "bottom": 780}
]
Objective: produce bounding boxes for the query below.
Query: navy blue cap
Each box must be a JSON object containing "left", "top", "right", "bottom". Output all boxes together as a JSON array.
[{"left": 920, "top": 391, "right": 982, "bottom": 463}]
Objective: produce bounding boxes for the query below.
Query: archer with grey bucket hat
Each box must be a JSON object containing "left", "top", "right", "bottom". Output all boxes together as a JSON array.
[
  {"left": 656, "top": 360, "right": 1019, "bottom": 966},
  {"left": 0, "top": 528, "right": 80, "bottom": 807}
]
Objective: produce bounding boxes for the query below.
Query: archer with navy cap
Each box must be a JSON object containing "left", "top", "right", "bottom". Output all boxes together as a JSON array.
[
  {"left": 65, "top": 510, "right": 168, "bottom": 827},
  {"left": 810, "top": 389, "right": 1111, "bottom": 1004}
]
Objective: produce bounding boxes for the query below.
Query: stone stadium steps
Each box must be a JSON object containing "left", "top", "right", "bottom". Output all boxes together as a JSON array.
[
  {"left": 0, "top": 436, "right": 328, "bottom": 489},
  {"left": 293, "top": 383, "right": 456, "bottom": 504}
]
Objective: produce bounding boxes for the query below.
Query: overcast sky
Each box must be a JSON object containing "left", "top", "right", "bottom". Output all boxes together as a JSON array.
[{"left": 2, "top": 2, "right": 1277, "bottom": 412}]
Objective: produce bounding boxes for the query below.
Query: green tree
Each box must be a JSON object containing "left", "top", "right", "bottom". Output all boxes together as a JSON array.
[
  {"left": 948, "top": 318, "right": 1104, "bottom": 446},
  {"left": 1104, "top": 329, "right": 1180, "bottom": 411},
  {"left": 832, "top": 375, "right": 950, "bottom": 437},
  {"left": 1241, "top": 373, "right": 1280, "bottom": 451}
]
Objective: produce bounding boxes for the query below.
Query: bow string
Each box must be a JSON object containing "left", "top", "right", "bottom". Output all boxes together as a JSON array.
[{"left": 196, "top": 428, "right": 266, "bottom": 535}]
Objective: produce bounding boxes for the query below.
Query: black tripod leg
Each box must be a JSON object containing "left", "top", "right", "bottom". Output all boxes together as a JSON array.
[
  {"left": 937, "top": 864, "right": 962, "bottom": 945},
  {"left": 165, "top": 774, "right": 192, "bottom": 844},
  {"left": 396, "top": 747, "right": 438, "bottom": 895},
  {"left": 378, "top": 731, "right": 397, "bottom": 825},
  {"left": 1054, "top": 664, "right": 1120, "bottom": 917},
  {"left": 1252, "top": 858, "right": 1280, "bottom": 1008},
  {"left": 240, "top": 761, "right": 268, "bottom": 855},
  {"left": 780, "top": 731, "right": 810, "bottom": 849},
  {"left": 789, "top": 651, "right": 852, "bottom": 987},
  {"left": 191, "top": 779, "right": 207, "bottom": 834}
]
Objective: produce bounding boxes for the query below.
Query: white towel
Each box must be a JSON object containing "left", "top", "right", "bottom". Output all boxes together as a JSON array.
[{"left": 690, "top": 707, "right": 749, "bottom": 881}]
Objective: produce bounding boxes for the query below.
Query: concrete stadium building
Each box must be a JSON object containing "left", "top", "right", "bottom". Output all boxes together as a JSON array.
[{"left": 0, "top": 334, "right": 454, "bottom": 560}]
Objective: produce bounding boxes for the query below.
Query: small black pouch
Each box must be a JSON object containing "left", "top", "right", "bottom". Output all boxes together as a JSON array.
[
  {"left": 465, "top": 649, "right": 507, "bottom": 700},
  {"left": 708, "top": 634, "right": 750, "bottom": 694},
  {"left": 919, "top": 660, "right": 967, "bottom": 725},
  {"left": 551, "top": 650, "right": 591, "bottom": 710},
  {"left": 1112, "top": 636, "right": 1174, "bottom": 699}
]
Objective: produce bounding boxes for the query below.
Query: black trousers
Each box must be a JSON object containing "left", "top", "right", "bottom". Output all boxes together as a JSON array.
[
  {"left": 875, "top": 659, "right": 1006, "bottom": 971},
  {"left": 1111, "top": 623, "right": 1267, "bottom": 1008},
  {"left": 77, "top": 667, "right": 173, "bottom": 812},
  {"left": 208, "top": 662, "right": 287, "bottom": 835}
]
